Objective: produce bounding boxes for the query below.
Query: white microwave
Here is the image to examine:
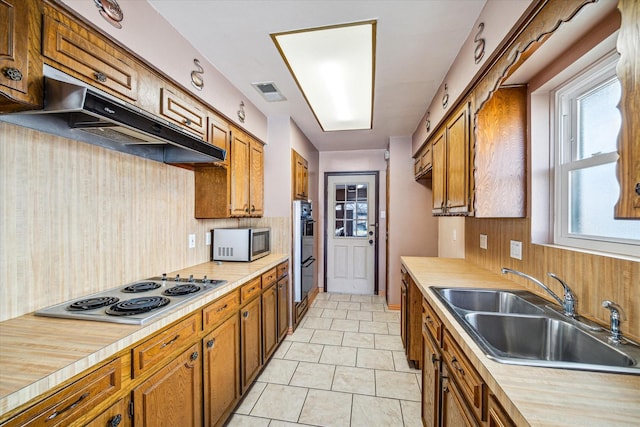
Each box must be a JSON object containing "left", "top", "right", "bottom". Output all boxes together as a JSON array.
[{"left": 211, "top": 228, "right": 270, "bottom": 262}]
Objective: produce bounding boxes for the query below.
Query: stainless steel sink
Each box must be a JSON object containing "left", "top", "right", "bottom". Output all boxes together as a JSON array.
[
  {"left": 436, "top": 288, "right": 544, "bottom": 315},
  {"left": 465, "top": 313, "right": 635, "bottom": 368},
  {"left": 432, "top": 287, "right": 640, "bottom": 375}
]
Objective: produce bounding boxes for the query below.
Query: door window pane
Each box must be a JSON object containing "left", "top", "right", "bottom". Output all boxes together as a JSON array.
[
  {"left": 335, "top": 203, "right": 344, "bottom": 219},
  {"left": 336, "top": 185, "right": 346, "bottom": 201},
  {"left": 346, "top": 185, "right": 357, "bottom": 201},
  {"left": 335, "top": 220, "right": 344, "bottom": 236},
  {"left": 333, "top": 182, "right": 370, "bottom": 238}
]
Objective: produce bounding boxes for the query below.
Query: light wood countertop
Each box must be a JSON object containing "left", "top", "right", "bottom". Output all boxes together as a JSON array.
[
  {"left": 0, "top": 254, "right": 288, "bottom": 416},
  {"left": 401, "top": 256, "right": 640, "bottom": 427}
]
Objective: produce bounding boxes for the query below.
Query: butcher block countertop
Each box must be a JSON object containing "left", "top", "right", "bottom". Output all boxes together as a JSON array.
[
  {"left": 0, "top": 254, "right": 288, "bottom": 416},
  {"left": 402, "top": 257, "right": 640, "bottom": 427}
]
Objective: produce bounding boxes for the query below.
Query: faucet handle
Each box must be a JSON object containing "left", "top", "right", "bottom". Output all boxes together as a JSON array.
[
  {"left": 547, "top": 273, "right": 576, "bottom": 317},
  {"left": 546, "top": 273, "right": 575, "bottom": 297},
  {"left": 602, "top": 300, "right": 624, "bottom": 344}
]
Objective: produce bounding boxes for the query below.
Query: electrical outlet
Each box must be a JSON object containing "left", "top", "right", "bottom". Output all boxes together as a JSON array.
[
  {"left": 205, "top": 232, "right": 211, "bottom": 246},
  {"left": 188, "top": 234, "right": 196, "bottom": 249},
  {"left": 452, "top": 229, "right": 457, "bottom": 241},
  {"left": 510, "top": 240, "right": 522, "bottom": 260},
  {"left": 480, "top": 234, "right": 488, "bottom": 249}
]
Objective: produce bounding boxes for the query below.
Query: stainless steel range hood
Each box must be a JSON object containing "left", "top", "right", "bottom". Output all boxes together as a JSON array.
[{"left": 1, "top": 67, "right": 226, "bottom": 164}]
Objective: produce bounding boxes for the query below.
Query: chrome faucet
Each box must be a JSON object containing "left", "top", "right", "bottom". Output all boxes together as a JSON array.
[
  {"left": 500, "top": 268, "right": 576, "bottom": 317},
  {"left": 602, "top": 300, "right": 625, "bottom": 344}
]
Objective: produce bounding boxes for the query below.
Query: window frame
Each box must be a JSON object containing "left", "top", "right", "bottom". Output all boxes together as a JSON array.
[{"left": 552, "top": 52, "right": 640, "bottom": 257}]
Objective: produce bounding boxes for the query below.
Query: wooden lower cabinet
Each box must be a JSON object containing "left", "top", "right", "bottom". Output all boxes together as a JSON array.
[
  {"left": 487, "top": 394, "right": 515, "bottom": 427},
  {"left": 422, "top": 320, "right": 440, "bottom": 427},
  {"left": 240, "top": 296, "right": 262, "bottom": 393},
  {"left": 132, "top": 343, "right": 202, "bottom": 427},
  {"left": 400, "top": 272, "right": 408, "bottom": 349},
  {"left": 277, "top": 274, "right": 289, "bottom": 341},
  {"left": 203, "top": 313, "right": 240, "bottom": 427},
  {"left": 85, "top": 397, "right": 131, "bottom": 427},
  {"left": 441, "top": 368, "right": 480, "bottom": 427},
  {"left": 262, "top": 283, "right": 278, "bottom": 361},
  {"left": 401, "top": 272, "right": 422, "bottom": 368}
]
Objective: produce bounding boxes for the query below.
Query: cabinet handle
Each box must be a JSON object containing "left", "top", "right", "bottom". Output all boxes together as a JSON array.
[
  {"left": 251, "top": 205, "right": 256, "bottom": 212},
  {"left": 183, "top": 118, "right": 192, "bottom": 125},
  {"left": 243, "top": 311, "right": 249, "bottom": 318},
  {"left": 216, "top": 303, "right": 228, "bottom": 313},
  {"left": 190, "top": 351, "right": 199, "bottom": 361},
  {"left": 426, "top": 316, "right": 435, "bottom": 326},
  {"left": 45, "top": 392, "right": 89, "bottom": 420},
  {"left": 2, "top": 67, "right": 23, "bottom": 81},
  {"left": 207, "top": 338, "right": 216, "bottom": 348},
  {"left": 451, "top": 356, "right": 465, "bottom": 376},
  {"left": 108, "top": 414, "right": 122, "bottom": 427},
  {"left": 160, "top": 334, "right": 180, "bottom": 349},
  {"left": 94, "top": 72, "right": 107, "bottom": 82},
  {"left": 431, "top": 353, "right": 439, "bottom": 364}
]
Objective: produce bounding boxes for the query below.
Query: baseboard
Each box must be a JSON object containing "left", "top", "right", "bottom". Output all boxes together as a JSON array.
[{"left": 387, "top": 304, "right": 400, "bottom": 311}]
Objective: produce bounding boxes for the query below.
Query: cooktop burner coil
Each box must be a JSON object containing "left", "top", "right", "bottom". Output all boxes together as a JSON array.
[
  {"left": 67, "top": 296, "right": 120, "bottom": 311},
  {"left": 122, "top": 282, "right": 161, "bottom": 293},
  {"left": 106, "top": 296, "right": 170, "bottom": 316},
  {"left": 163, "top": 284, "right": 201, "bottom": 296}
]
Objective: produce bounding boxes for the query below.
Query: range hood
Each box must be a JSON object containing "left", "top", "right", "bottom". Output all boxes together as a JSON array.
[{"left": 1, "top": 67, "right": 226, "bottom": 164}]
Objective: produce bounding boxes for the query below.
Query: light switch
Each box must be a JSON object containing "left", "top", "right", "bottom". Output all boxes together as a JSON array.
[
  {"left": 205, "top": 232, "right": 211, "bottom": 246},
  {"left": 510, "top": 240, "right": 522, "bottom": 260},
  {"left": 188, "top": 234, "right": 196, "bottom": 249},
  {"left": 480, "top": 234, "right": 487, "bottom": 249}
]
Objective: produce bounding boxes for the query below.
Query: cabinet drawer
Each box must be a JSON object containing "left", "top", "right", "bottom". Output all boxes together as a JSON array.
[
  {"left": 85, "top": 396, "right": 131, "bottom": 427},
  {"left": 241, "top": 277, "right": 262, "bottom": 303},
  {"left": 422, "top": 299, "right": 442, "bottom": 346},
  {"left": 203, "top": 289, "right": 240, "bottom": 330},
  {"left": 442, "top": 330, "right": 485, "bottom": 421},
  {"left": 277, "top": 261, "right": 289, "bottom": 279},
  {"left": 132, "top": 314, "right": 200, "bottom": 378},
  {"left": 160, "top": 87, "right": 207, "bottom": 139},
  {"left": 7, "top": 358, "right": 121, "bottom": 427},
  {"left": 42, "top": 15, "right": 138, "bottom": 101},
  {"left": 261, "top": 268, "right": 277, "bottom": 288}
]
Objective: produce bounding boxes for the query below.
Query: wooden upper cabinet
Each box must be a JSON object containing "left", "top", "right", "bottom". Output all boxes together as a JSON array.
[
  {"left": 292, "top": 149, "right": 309, "bottom": 200},
  {"left": 431, "top": 130, "right": 446, "bottom": 214},
  {"left": 42, "top": 10, "right": 138, "bottom": 101},
  {"left": 208, "top": 113, "right": 230, "bottom": 168},
  {"left": 159, "top": 87, "right": 207, "bottom": 139},
  {"left": 614, "top": 0, "right": 640, "bottom": 219},
  {"left": 474, "top": 86, "right": 526, "bottom": 218},
  {"left": 414, "top": 143, "right": 433, "bottom": 180},
  {"left": 250, "top": 138, "right": 264, "bottom": 216},
  {"left": 0, "top": 0, "right": 43, "bottom": 112},
  {"left": 230, "top": 129, "right": 251, "bottom": 216}
]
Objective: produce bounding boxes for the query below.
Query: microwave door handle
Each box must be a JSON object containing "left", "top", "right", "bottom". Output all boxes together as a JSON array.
[{"left": 302, "top": 257, "right": 316, "bottom": 268}]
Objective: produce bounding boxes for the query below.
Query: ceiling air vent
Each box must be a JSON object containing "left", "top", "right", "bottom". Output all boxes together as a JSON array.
[{"left": 252, "top": 81, "right": 286, "bottom": 102}]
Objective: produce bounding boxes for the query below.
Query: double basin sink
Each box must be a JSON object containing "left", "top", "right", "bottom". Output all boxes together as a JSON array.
[{"left": 432, "top": 288, "right": 640, "bottom": 375}]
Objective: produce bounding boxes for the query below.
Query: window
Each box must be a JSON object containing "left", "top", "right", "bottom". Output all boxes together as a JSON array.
[
  {"left": 553, "top": 53, "right": 640, "bottom": 256},
  {"left": 334, "top": 183, "right": 369, "bottom": 237}
]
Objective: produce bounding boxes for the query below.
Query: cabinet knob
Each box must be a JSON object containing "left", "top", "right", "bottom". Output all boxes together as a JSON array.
[
  {"left": 2, "top": 67, "right": 23, "bottom": 81},
  {"left": 207, "top": 338, "right": 215, "bottom": 348},
  {"left": 243, "top": 311, "right": 249, "bottom": 318},
  {"left": 190, "top": 351, "right": 199, "bottom": 361},
  {"left": 108, "top": 414, "right": 122, "bottom": 427},
  {"left": 183, "top": 118, "right": 192, "bottom": 125},
  {"left": 251, "top": 205, "right": 256, "bottom": 212},
  {"left": 94, "top": 72, "right": 107, "bottom": 82},
  {"left": 635, "top": 182, "right": 640, "bottom": 196}
]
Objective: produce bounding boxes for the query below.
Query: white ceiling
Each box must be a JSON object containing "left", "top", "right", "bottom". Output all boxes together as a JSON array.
[{"left": 148, "top": 1, "right": 487, "bottom": 152}]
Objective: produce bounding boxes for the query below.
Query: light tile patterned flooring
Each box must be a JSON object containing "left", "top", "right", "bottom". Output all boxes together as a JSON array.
[{"left": 227, "top": 293, "right": 422, "bottom": 427}]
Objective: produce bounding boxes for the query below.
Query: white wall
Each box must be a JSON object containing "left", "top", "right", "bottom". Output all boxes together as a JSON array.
[{"left": 387, "top": 137, "right": 439, "bottom": 306}]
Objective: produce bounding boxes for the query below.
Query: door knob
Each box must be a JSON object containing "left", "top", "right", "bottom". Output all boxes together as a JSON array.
[{"left": 369, "top": 239, "right": 373, "bottom": 245}]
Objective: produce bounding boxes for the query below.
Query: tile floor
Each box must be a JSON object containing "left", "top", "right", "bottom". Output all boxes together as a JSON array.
[{"left": 227, "top": 293, "right": 422, "bottom": 427}]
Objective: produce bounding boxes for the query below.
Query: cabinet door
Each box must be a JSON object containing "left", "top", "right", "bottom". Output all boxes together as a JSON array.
[
  {"left": 441, "top": 370, "right": 479, "bottom": 427},
  {"left": 133, "top": 343, "right": 202, "bottom": 427},
  {"left": 422, "top": 326, "right": 440, "bottom": 427},
  {"left": 208, "top": 114, "right": 230, "bottom": 168},
  {"left": 262, "top": 283, "right": 278, "bottom": 360},
  {"left": 42, "top": 15, "right": 138, "bottom": 101},
  {"left": 249, "top": 139, "right": 264, "bottom": 216},
  {"left": 204, "top": 313, "right": 240, "bottom": 427},
  {"left": 445, "top": 102, "right": 471, "bottom": 213},
  {"left": 240, "top": 296, "right": 262, "bottom": 392},
  {"left": 487, "top": 393, "right": 515, "bottom": 427},
  {"left": 431, "top": 131, "right": 446, "bottom": 213},
  {"left": 85, "top": 397, "right": 131, "bottom": 427},
  {"left": 230, "top": 131, "right": 250, "bottom": 216},
  {"left": 277, "top": 275, "right": 290, "bottom": 342},
  {"left": 0, "top": 0, "right": 42, "bottom": 111},
  {"left": 159, "top": 88, "right": 207, "bottom": 139},
  {"left": 400, "top": 276, "right": 407, "bottom": 349}
]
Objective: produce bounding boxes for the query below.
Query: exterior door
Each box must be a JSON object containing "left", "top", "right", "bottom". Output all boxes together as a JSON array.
[{"left": 326, "top": 174, "right": 377, "bottom": 294}]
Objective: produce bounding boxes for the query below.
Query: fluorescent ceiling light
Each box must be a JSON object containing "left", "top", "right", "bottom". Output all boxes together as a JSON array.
[{"left": 272, "top": 21, "right": 376, "bottom": 132}]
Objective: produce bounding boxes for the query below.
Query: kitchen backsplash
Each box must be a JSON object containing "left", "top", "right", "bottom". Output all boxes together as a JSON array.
[
  {"left": 0, "top": 123, "right": 290, "bottom": 321},
  {"left": 465, "top": 217, "right": 640, "bottom": 342}
]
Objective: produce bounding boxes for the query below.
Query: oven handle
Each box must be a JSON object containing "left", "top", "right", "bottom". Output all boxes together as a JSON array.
[{"left": 302, "top": 257, "right": 316, "bottom": 268}]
